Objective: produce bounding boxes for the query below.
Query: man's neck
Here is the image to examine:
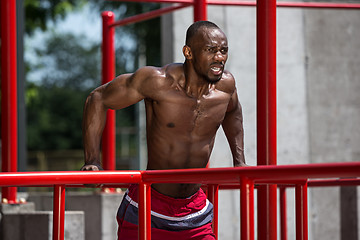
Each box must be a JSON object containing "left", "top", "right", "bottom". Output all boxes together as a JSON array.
[{"left": 182, "top": 62, "right": 213, "bottom": 98}]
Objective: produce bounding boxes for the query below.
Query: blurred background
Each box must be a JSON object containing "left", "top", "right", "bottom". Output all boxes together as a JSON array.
[{"left": 1, "top": 0, "right": 162, "bottom": 178}]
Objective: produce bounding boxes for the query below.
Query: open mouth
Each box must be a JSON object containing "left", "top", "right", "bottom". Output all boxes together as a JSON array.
[{"left": 210, "top": 65, "right": 223, "bottom": 75}]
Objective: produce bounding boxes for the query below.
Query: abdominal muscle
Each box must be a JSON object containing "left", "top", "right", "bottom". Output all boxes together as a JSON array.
[{"left": 146, "top": 132, "right": 215, "bottom": 198}]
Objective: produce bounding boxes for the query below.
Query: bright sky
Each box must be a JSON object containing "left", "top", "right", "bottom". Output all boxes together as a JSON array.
[{"left": 25, "top": 4, "right": 102, "bottom": 83}]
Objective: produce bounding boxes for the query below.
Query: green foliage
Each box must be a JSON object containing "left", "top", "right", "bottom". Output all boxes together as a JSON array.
[
  {"left": 25, "top": 1, "right": 161, "bottom": 152},
  {"left": 26, "top": 82, "right": 88, "bottom": 150},
  {"left": 24, "top": 0, "right": 86, "bottom": 35}
]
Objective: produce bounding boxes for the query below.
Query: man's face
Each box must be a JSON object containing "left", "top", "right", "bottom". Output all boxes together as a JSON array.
[{"left": 189, "top": 27, "right": 228, "bottom": 83}]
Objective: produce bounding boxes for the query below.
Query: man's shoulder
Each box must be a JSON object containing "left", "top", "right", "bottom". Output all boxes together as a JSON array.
[
  {"left": 134, "top": 64, "right": 183, "bottom": 95},
  {"left": 216, "top": 70, "right": 236, "bottom": 94},
  {"left": 136, "top": 63, "right": 182, "bottom": 78}
]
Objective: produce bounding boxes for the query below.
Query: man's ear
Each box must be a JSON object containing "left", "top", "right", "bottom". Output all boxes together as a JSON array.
[{"left": 183, "top": 45, "right": 192, "bottom": 60}]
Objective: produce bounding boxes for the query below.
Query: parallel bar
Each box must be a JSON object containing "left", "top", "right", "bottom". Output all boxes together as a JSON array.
[
  {"left": 295, "top": 182, "right": 308, "bottom": 240},
  {"left": 111, "top": 4, "right": 190, "bottom": 27},
  {"left": 308, "top": 178, "right": 360, "bottom": 187},
  {"left": 256, "top": 0, "right": 277, "bottom": 239},
  {"left": 208, "top": 0, "right": 360, "bottom": 9},
  {"left": 139, "top": 182, "right": 151, "bottom": 240},
  {"left": 0, "top": 171, "right": 142, "bottom": 187},
  {"left": 101, "top": 11, "right": 116, "bottom": 171},
  {"left": 193, "top": 0, "right": 207, "bottom": 21},
  {"left": 240, "top": 178, "right": 254, "bottom": 240},
  {"left": 53, "top": 185, "right": 66, "bottom": 240},
  {"left": 207, "top": 184, "right": 219, "bottom": 239},
  {"left": 276, "top": 2, "right": 360, "bottom": 9},
  {"left": 280, "top": 187, "right": 288, "bottom": 240},
  {"left": 109, "top": 0, "right": 360, "bottom": 9},
  {"left": 139, "top": 162, "right": 360, "bottom": 184},
  {"left": 110, "top": 0, "right": 193, "bottom": 4},
  {"left": 1, "top": 0, "right": 18, "bottom": 204}
]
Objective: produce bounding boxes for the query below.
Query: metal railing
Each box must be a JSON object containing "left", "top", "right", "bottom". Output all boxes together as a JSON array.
[{"left": 0, "top": 161, "right": 359, "bottom": 240}]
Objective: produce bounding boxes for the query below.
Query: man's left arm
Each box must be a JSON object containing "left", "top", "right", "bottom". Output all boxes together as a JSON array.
[{"left": 222, "top": 90, "right": 246, "bottom": 167}]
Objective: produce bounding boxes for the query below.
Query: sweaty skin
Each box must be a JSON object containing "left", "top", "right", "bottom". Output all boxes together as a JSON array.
[{"left": 81, "top": 26, "right": 246, "bottom": 198}]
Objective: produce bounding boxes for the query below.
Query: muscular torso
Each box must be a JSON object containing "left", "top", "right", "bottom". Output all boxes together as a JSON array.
[{"left": 143, "top": 64, "right": 234, "bottom": 198}]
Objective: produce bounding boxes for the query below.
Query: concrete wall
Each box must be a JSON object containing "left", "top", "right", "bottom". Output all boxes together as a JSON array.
[
  {"left": 303, "top": 4, "right": 360, "bottom": 240},
  {"left": 162, "top": 1, "right": 359, "bottom": 239},
  {"left": 27, "top": 192, "right": 124, "bottom": 240}
]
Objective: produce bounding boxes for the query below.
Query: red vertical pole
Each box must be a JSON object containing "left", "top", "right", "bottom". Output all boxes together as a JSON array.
[
  {"left": 53, "top": 185, "right": 65, "bottom": 240},
  {"left": 101, "top": 11, "right": 116, "bottom": 171},
  {"left": 240, "top": 178, "right": 254, "bottom": 240},
  {"left": 193, "top": 0, "right": 207, "bottom": 22},
  {"left": 295, "top": 182, "right": 308, "bottom": 240},
  {"left": 280, "top": 187, "right": 288, "bottom": 240},
  {"left": 1, "top": 0, "right": 18, "bottom": 204},
  {"left": 139, "top": 182, "right": 151, "bottom": 240},
  {"left": 207, "top": 184, "right": 219, "bottom": 239},
  {"left": 256, "top": 0, "right": 277, "bottom": 239}
]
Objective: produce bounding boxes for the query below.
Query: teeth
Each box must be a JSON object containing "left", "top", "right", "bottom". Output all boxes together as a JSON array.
[{"left": 211, "top": 67, "right": 220, "bottom": 71}]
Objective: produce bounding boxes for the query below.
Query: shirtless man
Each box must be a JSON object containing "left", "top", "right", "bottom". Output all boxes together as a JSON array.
[{"left": 81, "top": 21, "right": 245, "bottom": 239}]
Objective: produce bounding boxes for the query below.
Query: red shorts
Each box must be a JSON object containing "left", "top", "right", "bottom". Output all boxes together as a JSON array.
[{"left": 116, "top": 184, "right": 215, "bottom": 240}]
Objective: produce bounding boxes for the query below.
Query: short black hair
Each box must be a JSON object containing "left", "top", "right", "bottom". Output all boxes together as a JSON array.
[{"left": 185, "top": 21, "right": 220, "bottom": 46}]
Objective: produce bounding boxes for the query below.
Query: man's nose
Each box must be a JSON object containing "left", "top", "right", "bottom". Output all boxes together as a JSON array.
[{"left": 214, "top": 51, "right": 226, "bottom": 63}]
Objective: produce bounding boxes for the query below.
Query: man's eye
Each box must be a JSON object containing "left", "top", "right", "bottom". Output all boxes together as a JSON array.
[
  {"left": 221, "top": 48, "right": 228, "bottom": 54},
  {"left": 206, "top": 47, "right": 214, "bottom": 52}
]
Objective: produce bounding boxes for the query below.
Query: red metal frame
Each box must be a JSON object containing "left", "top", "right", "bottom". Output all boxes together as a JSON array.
[
  {"left": 295, "top": 182, "right": 308, "bottom": 240},
  {"left": 194, "top": 0, "right": 207, "bottom": 21},
  {"left": 101, "top": 12, "right": 116, "bottom": 171},
  {"left": 279, "top": 187, "right": 287, "bottom": 240},
  {"left": 256, "top": 0, "right": 277, "bottom": 239},
  {"left": 53, "top": 185, "right": 66, "bottom": 240},
  {"left": 111, "top": 0, "right": 360, "bottom": 9},
  {"left": 1, "top": 0, "right": 18, "bottom": 204},
  {"left": 240, "top": 177, "right": 254, "bottom": 240},
  {"left": 111, "top": 4, "right": 191, "bottom": 27},
  {"left": 0, "top": 162, "right": 359, "bottom": 240},
  {"left": 207, "top": 184, "right": 219, "bottom": 238}
]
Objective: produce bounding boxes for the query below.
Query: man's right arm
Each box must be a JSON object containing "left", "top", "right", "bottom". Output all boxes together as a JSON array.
[{"left": 81, "top": 67, "right": 155, "bottom": 170}]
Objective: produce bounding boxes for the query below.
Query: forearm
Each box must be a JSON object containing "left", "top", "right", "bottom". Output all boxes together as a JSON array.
[
  {"left": 222, "top": 100, "right": 246, "bottom": 167},
  {"left": 82, "top": 89, "right": 107, "bottom": 166}
]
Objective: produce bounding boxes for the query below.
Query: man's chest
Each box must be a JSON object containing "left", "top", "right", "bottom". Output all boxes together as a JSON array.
[{"left": 147, "top": 89, "right": 231, "bottom": 130}]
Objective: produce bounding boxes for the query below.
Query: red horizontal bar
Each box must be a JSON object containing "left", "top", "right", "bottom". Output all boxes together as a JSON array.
[
  {"left": 141, "top": 162, "right": 360, "bottom": 184},
  {"left": 0, "top": 171, "right": 142, "bottom": 187},
  {"left": 108, "top": 0, "right": 360, "bottom": 9},
  {"left": 219, "top": 178, "right": 360, "bottom": 190},
  {"left": 0, "top": 163, "right": 359, "bottom": 187},
  {"left": 110, "top": 3, "right": 190, "bottom": 27},
  {"left": 109, "top": 0, "right": 192, "bottom": 4},
  {"left": 308, "top": 178, "right": 360, "bottom": 187},
  {"left": 208, "top": 1, "right": 360, "bottom": 9}
]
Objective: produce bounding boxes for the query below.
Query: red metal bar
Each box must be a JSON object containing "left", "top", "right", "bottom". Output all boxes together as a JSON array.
[
  {"left": 1, "top": 0, "right": 18, "bottom": 204},
  {"left": 207, "top": 184, "right": 219, "bottom": 239},
  {"left": 240, "top": 177, "right": 254, "bottom": 240},
  {"left": 111, "top": 4, "right": 190, "bottom": 27},
  {"left": 0, "top": 171, "right": 142, "bottom": 186},
  {"left": 102, "top": 11, "right": 116, "bottom": 171},
  {"left": 53, "top": 185, "right": 65, "bottom": 240},
  {"left": 280, "top": 187, "right": 288, "bottom": 240},
  {"left": 0, "top": 163, "right": 359, "bottom": 187},
  {"left": 193, "top": 0, "right": 207, "bottom": 21},
  {"left": 308, "top": 178, "right": 360, "bottom": 187},
  {"left": 141, "top": 162, "right": 360, "bottom": 184},
  {"left": 277, "top": 2, "right": 360, "bottom": 9},
  {"left": 110, "top": 0, "right": 193, "bottom": 4},
  {"left": 109, "top": 0, "right": 360, "bottom": 9},
  {"left": 207, "top": 0, "right": 360, "bottom": 9},
  {"left": 256, "top": 0, "right": 277, "bottom": 238},
  {"left": 139, "top": 182, "right": 151, "bottom": 240},
  {"left": 295, "top": 182, "right": 308, "bottom": 240}
]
